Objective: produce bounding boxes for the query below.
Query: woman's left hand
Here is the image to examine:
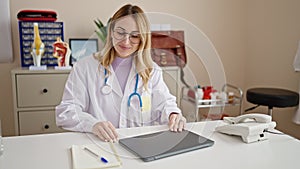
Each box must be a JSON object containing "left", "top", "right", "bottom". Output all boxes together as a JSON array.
[{"left": 168, "top": 113, "right": 186, "bottom": 132}]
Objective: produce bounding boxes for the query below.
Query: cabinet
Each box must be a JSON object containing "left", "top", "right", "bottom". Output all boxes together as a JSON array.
[
  {"left": 11, "top": 67, "right": 180, "bottom": 135},
  {"left": 181, "top": 84, "right": 243, "bottom": 121},
  {"left": 161, "top": 67, "right": 181, "bottom": 106},
  {"left": 11, "top": 68, "right": 70, "bottom": 135}
]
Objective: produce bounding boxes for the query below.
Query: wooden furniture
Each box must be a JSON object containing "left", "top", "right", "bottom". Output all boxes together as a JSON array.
[{"left": 11, "top": 67, "right": 180, "bottom": 136}]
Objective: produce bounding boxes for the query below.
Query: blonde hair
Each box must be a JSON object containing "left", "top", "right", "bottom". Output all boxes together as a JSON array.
[{"left": 95, "top": 4, "right": 153, "bottom": 89}]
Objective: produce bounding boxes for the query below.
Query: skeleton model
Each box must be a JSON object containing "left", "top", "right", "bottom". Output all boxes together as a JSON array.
[
  {"left": 31, "top": 23, "right": 45, "bottom": 66},
  {"left": 53, "top": 37, "right": 71, "bottom": 67}
]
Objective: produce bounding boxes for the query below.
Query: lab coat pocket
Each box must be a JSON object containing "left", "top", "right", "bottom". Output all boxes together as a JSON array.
[
  {"left": 127, "top": 108, "right": 152, "bottom": 127},
  {"left": 127, "top": 96, "right": 143, "bottom": 127},
  {"left": 127, "top": 89, "right": 152, "bottom": 127},
  {"left": 127, "top": 106, "right": 143, "bottom": 127}
]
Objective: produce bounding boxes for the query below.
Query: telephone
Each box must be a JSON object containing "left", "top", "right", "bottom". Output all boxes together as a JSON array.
[{"left": 215, "top": 113, "right": 276, "bottom": 143}]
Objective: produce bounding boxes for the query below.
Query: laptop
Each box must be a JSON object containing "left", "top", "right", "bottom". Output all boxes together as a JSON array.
[{"left": 119, "top": 130, "right": 214, "bottom": 162}]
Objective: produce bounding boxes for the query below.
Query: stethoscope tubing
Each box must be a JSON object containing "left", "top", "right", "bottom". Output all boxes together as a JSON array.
[
  {"left": 103, "top": 68, "right": 143, "bottom": 108},
  {"left": 127, "top": 74, "right": 143, "bottom": 107}
]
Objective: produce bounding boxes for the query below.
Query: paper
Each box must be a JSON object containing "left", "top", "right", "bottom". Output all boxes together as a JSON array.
[
  {"left": 293, "top": 40, "right": 300, "bottom": 124},
  {"left": 293, "top": 80, "right": 300, "bottom": 124},
  {"left": 293, "top": 40, "right": 300, "bottom": 71},
  {"left": 71, "top": 143, "right": 122, "bottom": 169},
  {"left": 142, "top": 95, "right": 151, "bottom": 112}
]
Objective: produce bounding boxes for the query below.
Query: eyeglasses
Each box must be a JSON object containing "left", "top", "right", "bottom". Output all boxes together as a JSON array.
[{"left": 112, "top": 28, "right": 141, "bottom": 44}]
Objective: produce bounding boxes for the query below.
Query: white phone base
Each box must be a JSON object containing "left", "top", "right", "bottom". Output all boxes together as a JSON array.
[{"left": 215, "top": 120, "right": 277, "bottom": 143}]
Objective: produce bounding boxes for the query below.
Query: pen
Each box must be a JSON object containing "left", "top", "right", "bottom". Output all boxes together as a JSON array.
[{"left": 83, "top": 147, "right": 108, "bottom": 163}]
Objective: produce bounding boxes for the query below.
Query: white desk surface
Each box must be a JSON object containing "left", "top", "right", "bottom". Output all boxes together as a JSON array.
[{"left": 1, "top": 121, "right": 300, "bottom": 169}]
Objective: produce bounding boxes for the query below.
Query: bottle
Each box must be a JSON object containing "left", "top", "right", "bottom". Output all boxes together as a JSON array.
[
  {"left": 196, "top": 85, "right": 204, "bottom": 100},
  {"left": 202, "top": 86, "right": 212, "bottom": 105},
  {"left": 228, "top": 92, "right": 234, "bottom": 104},
  {"left": 210, "top": 91, "right": 218, "bottom": 105}
]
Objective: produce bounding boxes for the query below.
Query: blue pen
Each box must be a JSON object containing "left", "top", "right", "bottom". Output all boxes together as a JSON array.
[{"left": 84, "top": 147, "right": 109, "bottom": 163}]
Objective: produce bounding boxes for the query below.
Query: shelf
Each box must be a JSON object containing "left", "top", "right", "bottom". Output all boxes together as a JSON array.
[
  {"left": 18, "top": 21, "right": 64, "bottom": 67},
  {"left": 181, "top": 84, "right": 243, "bottom": 121}
]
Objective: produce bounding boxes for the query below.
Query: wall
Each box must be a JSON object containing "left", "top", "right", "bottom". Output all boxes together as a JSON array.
[
  {"left": 245, "top": 0, "right": 300, "bottom": 138},
  {"left": 0, "top": 0, "right": 299, "bottom": 139}
]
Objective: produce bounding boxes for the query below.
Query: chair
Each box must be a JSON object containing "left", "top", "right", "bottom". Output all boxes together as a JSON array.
[{"left": 246, "top": 87, "right": 299, "bottom": 116}]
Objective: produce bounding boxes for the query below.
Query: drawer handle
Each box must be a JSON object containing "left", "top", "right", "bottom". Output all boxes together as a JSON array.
[
  {"left": 42, "top": 88, "right": 48, "bottom": 93},
  {"left": 44, "top": 124, "right": 50, "bottom": 129}
]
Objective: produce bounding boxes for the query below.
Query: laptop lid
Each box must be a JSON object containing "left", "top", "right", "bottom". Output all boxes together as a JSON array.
[{"left": 119, "top": 130, "right": 214, "bottom": 162}]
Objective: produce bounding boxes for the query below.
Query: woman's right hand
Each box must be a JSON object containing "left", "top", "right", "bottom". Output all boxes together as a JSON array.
[{"left": 92, "top": 121, "right": 118, "bottom": 142}]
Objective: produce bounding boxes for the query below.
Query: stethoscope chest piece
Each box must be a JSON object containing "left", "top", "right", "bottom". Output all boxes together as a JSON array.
[
  {"left": 102, "top": 69, "right": 112, "bottom": 95},
  {"left": 101, "top": 85, "right": 112, "bottom": 95}
]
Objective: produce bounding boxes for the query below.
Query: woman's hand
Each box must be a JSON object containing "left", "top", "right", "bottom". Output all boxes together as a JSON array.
[
  {"left": 168, "top": 113, "right": 186, "bottom": 132},
  {"left": 92, "top": 121, "right": 118, "bottom": 142}
]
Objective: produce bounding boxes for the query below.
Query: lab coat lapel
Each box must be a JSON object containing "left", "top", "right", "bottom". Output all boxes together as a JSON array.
[{"left": 107, "top": 65, "right": 123, "bottom": 97}]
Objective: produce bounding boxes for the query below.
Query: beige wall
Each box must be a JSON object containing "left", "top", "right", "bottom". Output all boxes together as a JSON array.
[
  {"left": 0, "top": 0, "right": 299, "bottom": 138},
  {"left": 245, "top": 0, "right": 300, "bottom": 138}
]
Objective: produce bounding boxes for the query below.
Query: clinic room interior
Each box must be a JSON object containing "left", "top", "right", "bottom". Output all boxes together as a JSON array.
[{"left": 1, "top": 0, "right": 300, "bottom": 140}]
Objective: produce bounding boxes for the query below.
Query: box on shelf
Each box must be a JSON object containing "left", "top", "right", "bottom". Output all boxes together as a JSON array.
[{"left": 18, "top": 21, "right": 64, "bottom": 67}]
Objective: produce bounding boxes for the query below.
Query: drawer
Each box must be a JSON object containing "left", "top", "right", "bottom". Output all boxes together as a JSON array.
[
  {"left": 16, "top": 74, "right": 68, "bottom": 107},
  {"left": 18, "top": 110, "right": 66, "bottom": 135}
]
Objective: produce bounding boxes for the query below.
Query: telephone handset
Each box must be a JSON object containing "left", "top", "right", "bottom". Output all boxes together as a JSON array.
[
  {"left": 223, "top": 113, "right": 272, "bottom": 124},
  {"left": 215, "top": 113, "right": 276, "bottom": 143}
]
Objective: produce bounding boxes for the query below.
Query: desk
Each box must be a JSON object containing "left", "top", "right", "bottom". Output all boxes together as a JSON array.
[{"left": 1, "top": 121, "right": 300, "bottom": 169}]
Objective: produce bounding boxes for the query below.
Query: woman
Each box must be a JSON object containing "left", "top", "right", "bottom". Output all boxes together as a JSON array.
[{"left": 56, "top": 4, "right": 186, "bottom": 142}]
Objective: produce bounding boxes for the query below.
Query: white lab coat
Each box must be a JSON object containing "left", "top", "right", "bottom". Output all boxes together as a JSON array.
[{"left": 55, "top": 55, "right": 181, "bottom": 132}]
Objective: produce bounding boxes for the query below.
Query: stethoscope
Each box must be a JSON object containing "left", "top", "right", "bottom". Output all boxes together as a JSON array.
[{"left": 101, "top": 69, "right": 143, "bottom": 108}]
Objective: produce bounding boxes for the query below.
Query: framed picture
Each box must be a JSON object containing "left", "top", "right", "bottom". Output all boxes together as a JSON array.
[{"left": 69, "top": 38, "right": 99, "bottom": 65}]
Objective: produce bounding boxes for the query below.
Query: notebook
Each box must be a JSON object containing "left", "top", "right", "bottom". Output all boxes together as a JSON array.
[
  {"left": 71, "top": 142, "right": 122, "bottom": 169},
  {"left": 119, "top": 130, "right": 214, "bottom": 162}
]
